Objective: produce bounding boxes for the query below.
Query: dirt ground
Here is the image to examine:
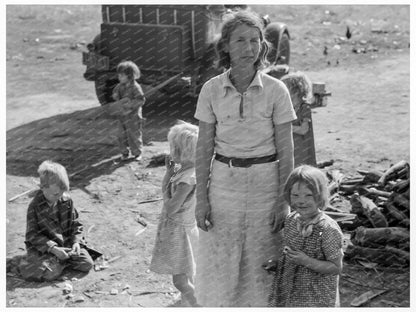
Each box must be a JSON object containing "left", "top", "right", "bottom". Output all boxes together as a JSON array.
[{"left": 5, "top": 4, "right": 411, "bottom": 309}]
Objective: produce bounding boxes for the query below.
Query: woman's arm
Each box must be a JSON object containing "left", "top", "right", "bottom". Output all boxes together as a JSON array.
[
  {"left": 195, "top": 121, "right": 215, "bottom": 231},
  {"left": 272, "top": 121, "right": 294, "bottom": 232}
]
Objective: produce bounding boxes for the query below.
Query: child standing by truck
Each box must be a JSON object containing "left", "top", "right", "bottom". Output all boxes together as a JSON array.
[
  {"left": 111, "top": 60, "right": 145, "bottom": 161},
  {"left": 150, "top": 122, "right": 200, "bottom": 307}
]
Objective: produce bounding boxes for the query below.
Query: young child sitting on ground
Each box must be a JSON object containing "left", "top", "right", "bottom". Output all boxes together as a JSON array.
[
  {"left": 150, "top": 121, "right": 201, "bottom": 307},
  {"left": 18, "top": 160, "right": 94, "bottom": 281},
  {"left": 110, "top": 60, "right": 146, "bottom": 161}
]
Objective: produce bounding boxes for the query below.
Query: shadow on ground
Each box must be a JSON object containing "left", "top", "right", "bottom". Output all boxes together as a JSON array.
[{"left": 6, "top": 92, "right": 197, "bottom": 187}]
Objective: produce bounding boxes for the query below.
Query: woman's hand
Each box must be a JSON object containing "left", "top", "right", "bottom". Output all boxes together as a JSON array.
[
  {"left": 262, "top": 258, "right": 278, "bottom": 273},
  {"left": 270, "top": 204, "right": 288, "bottom": 233},
  {"left": 196, "top": 200, "right": 213, "bottom": 232}
]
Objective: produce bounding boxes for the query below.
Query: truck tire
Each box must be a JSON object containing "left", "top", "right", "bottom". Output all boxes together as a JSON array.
[
  {"left": 265, "top": 23, "right": 290, "bottom": 65},
  {"left": 276, "top": 32, "right": 290, "bottom": 65}
]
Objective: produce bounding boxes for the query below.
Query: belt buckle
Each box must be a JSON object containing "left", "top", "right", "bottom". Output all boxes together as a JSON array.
[{"left": 228, "top": 158, "right": 233, "bottom": 168}]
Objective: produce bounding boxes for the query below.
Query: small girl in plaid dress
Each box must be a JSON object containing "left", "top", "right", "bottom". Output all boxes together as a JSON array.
[
  {"left": 150, "top": 121, "right": 200, "bottom": 307},
  {"left": 268, "top": 165, "right": 343, "bottom": 307}
]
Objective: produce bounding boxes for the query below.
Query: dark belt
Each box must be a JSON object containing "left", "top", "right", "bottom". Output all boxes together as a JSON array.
[{"left": 215, "top": 153, "right": 277, "bottom": 168}]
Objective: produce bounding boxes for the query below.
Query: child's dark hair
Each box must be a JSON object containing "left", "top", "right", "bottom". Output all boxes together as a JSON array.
[
  {"left": 38, "top": 160, "right": 70, "bottom": 191},
  {"left": 281, "top": 72, "right": 313, "bottom": 104},
  {"left": 116, "top": 60, "right": 141, "bottom": 80},
  {"left": 284, "top": 165, "right": 329, "bottom": 210},
  {"left": 216, "top": 10, "right": 270, "bottom": 70}
]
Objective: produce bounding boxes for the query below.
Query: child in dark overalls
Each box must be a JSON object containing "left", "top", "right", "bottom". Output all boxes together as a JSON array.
[{"left": 112, "top": 60, "right": 146, "bottom": 161}]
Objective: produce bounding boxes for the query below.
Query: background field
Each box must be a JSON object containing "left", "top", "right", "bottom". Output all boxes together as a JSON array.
[{"left": 5, "top": 4, "right": 411, "bottom": 308}]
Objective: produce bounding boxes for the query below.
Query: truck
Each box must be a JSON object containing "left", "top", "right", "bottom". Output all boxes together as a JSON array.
[
  {"left": 82, "top": 5, "right": 290, "bottom": 104},
  {"left": 82, "top": 5, "right": 330, "bottom": 167}
]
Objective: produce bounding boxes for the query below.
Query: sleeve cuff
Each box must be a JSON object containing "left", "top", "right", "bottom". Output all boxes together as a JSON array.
[{"left": 47, "top": 242, "right": 57, "bottom": 253}]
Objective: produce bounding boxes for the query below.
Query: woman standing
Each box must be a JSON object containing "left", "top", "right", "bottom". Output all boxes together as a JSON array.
[{"left": 194, "top": 10, "right": 297, "bottom": 307}]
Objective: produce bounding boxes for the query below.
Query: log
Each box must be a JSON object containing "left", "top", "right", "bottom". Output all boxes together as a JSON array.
[
  {"left": 353, "top": 226, "right": 409, "bottom": 247},
  {"left": 361, "top": 187, "right": 392, "bottom": 199},
  {"left": 8, "top": 188, "right": 38, "bottom": 202},
  {"left": 383, "top": 202, "right": 408, "bottom": 222},
  {"left": 344, "top": 245, "right": 408, "bottom": 266},
  {"left": 328, "top": 181, "right": 338, "bottom": 195},
  {"left": 316, "top": 159, "right": 334, "bottom": 168},
  {"left": 340, "top": 177, "right": 364, "bottom": 185},
  {"left": 391, "top": 179, "right": 410, "bottom": 193},
  {"left": 324, "top": 211, "right": 357, "bottom": 222},
  {"left": 350, "top": 194, "right": 388, "bottom": 227},
  {"left": 378, "top": 160, "right": 409, "bottom": 186},
  {"left": 339, "top": 184, "right": 359, "bottom": 195},
  {"left": 402, "top": 188, "right": 410, "bottom": 200},
  {"left": 356, "top": 169, "right": 384, "bottom": 183},
  {"left": 396, "top": 166, "right": 410, "bottom": 180},
  {"left": 390, "top": 193, "right": 410, "bottom": 211},
  {"left": 385, "top": 246, "right": 410, "bottom": 263},
  {"left": 350, "top": 290, "right": 388, "bottom": 307},
  {"left": 327, "top": 169, "right": 344, "bottom": 185}
]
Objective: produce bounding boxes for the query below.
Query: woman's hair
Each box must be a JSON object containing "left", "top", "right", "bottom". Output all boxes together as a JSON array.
[
  {"left": 281, "top": 72, "right": 313, "bottom": 104},
  {"left": 167, "top": 121, "right": 199, "bottom": 164},
  {"left": 38, "top": 160, "right": 70, "bottom": 191},
  {"left": 284, "top": 165, "right": 329, "bottom": 210},
  {"left": 116, "top": 60, "right": 141, "bottom": 80},
  {"left": 216, "top": 10, "right": 269, "bottom": 70}
]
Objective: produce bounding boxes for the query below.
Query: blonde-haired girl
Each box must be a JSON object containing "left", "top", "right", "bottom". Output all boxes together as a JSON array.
[
  {"left": 150, "top": 121, "right": 200, "bottom": 307},
  {"left": 268, "top": 165, "right": 343, "bottom": 307}
]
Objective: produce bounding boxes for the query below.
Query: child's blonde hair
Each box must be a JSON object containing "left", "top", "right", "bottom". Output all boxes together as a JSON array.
[
  {"left": 167, "top": 121, "right": 199, "bottom": 164},
  {"left": 117, "top": 60, "right": 141, "bottom": 80},
  {"left": 284, "top": 165, "right": 329, "bottom": 210},
  {"left": 38, "top": 160, "right": 70, "bottom": 191},
  {"left": 281, "top": 72, "right": 313, "bottom": 105}
]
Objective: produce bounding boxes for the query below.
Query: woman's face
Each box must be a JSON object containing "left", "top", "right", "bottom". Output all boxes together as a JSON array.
[
  {"left": 290, "top": 182, "right": 320, "bottom": 220},
  {"left": 225, "top": 24, "right": 261, "bottom": 68}
]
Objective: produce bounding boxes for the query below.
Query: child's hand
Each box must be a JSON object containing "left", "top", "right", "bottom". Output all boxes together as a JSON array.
[
  {"left": 70, "top": 243, "right": 81, "bottom": 256},
  {"left": 285, "top": 246, "right": 309, "bottom": 266},
  {"left": 165, "top": 155, "right": 175, "bottom": 174},
  {"left": 50, "top": 246, "right": 70, "bottom": 260}
]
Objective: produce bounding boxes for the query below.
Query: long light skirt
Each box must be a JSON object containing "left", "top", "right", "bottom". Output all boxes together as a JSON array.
[{"left": 195, "top": 160, "right": 283, "bottom": 307}]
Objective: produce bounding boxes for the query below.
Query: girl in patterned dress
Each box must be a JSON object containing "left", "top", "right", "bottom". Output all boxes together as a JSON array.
[
  {"left": 268, "top": 165, "right": 344, "bottom": 307},
  {"left": 150, "top": 122, "right": 200, "bottom": 307}
]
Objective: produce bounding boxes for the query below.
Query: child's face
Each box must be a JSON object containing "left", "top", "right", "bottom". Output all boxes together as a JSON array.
[
  {"left": 290, "top": 182, "right": 319, "bottom": 219},
  {"left": 291, "top": 91, "right": 303, "bottom": 112},
  {"left": 118, "top": 73, "right": 129, "bottom": 84},
  {"left": 226, "top": 24, "right": 261, "bottom": 68},
  {"left": 42, "top": 183, "right": 64, "bottom": 206},
  {"left": 169, "top": 143, "right": 180, "bottom": 164}
]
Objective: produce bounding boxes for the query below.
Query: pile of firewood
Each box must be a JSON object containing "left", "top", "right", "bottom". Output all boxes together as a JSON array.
[{"left": 324, "top": 160, "right": 410, "bottom": 267}]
